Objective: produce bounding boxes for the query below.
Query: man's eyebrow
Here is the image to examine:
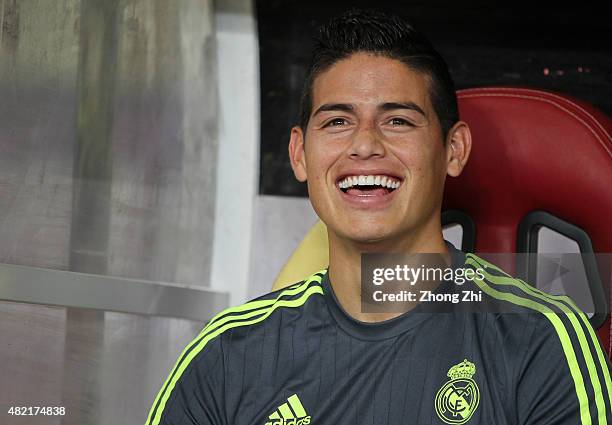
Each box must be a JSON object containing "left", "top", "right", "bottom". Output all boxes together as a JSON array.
[
  {"left": 312, "top": 103, "right": 354, "bottom": 117},
  {"left": 311, "top": 102, "right": 426, "bottom": 118},
  {"left": 379, "top": 102, "right": 426, "bottom": 117}
]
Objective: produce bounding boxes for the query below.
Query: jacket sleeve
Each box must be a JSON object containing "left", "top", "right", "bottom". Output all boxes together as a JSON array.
[
  {"left": 145, "top": 329, "right": 226, "bottom": 425},
  {"left": 515, "top": 310, "right": 612, "bottom": 425}
]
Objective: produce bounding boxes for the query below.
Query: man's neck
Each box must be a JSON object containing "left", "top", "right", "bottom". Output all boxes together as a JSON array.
[{"left": 327, "top": 223, "right": 448, "bottom": 323}]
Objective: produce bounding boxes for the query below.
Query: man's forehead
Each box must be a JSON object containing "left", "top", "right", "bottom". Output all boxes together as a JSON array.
[{"left": 310, "top": 53, "right": 432, "bottom": 112}]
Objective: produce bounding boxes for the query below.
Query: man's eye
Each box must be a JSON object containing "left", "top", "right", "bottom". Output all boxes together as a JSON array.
[
  {"left": 325, "top": 118, "right": 347, "bottom": 127},
  {"left": 389, "top": 117, "right": 412, "bottom": 126}
]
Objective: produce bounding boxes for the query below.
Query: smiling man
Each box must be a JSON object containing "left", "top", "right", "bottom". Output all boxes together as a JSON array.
[
  {"left": 288, "top": 47, "right": 471, "bottom": 323},
  {"left": 146, "top": 9, "right": 611, "bottom": 425}
]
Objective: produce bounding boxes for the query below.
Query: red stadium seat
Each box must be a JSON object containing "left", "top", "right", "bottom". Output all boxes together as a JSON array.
[{"left": 445, "top": 87, "right": 612, "bottom": 356}]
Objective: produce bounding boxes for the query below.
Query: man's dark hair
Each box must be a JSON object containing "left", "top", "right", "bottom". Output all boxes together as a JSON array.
[{"left": 299, "top": 9, "right": 458, "bottom": 140}]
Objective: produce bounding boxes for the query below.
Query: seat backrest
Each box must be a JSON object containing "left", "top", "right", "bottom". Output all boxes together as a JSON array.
[{"left": 445, "top": 87, "right": 611, "bottom": 354}]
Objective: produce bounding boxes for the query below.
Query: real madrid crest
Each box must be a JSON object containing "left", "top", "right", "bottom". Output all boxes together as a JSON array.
[{"left": 435, "top": 359, "right": 480, "bottom": 424}]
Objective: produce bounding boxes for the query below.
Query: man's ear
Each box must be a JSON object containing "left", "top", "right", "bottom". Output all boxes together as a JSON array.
[
  {"left": 289, "top": 126, "right": 308, "bottom": 182},
  {"left": 445, "top": 121, "right": 472, "bottom": 177}
]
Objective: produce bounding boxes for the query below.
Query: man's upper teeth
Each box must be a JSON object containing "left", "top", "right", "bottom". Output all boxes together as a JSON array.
[{"left": 338, "top": 175, "right": 400, "bottom": 189}]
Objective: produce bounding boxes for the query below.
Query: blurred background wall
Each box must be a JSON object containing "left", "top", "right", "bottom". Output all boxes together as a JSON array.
[
  {"left": 0, "top": 0, "right": 218, "bottom": 284},
  {"left": 0, "top": 0, "right": 257, "bottom": 423}
]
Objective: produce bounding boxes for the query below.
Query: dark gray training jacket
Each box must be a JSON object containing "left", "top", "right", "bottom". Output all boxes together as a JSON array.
[{"left": 145, "top": 243, "right": 612, "bottom": 425}]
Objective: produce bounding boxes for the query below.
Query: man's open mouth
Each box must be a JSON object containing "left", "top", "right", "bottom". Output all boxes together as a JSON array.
[{"left": 337, "top": 175, "right": 402, "bottom": 196}]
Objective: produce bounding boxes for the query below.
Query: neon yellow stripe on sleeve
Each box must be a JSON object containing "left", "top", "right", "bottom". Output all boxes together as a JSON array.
[
  {"left": 468, "top": 254, "right": 609, "bottom": 424},
  {"left": 145, "top": 270, "right": 325, "bottom": 425},
  {"left": 148, "top": 284, "right": 324, "bottom": 425},
  {"left": 465, "top": 255, "right": 593, "bottom": 425}
]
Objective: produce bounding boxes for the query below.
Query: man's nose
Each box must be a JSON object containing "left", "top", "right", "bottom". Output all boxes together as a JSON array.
[{"left": 349, "top": 124, "right": 385, "bottom": 159}]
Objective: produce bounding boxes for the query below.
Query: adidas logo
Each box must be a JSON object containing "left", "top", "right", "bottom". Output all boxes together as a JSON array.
[{"left": 264, "top": 394, "right": 312, "bottom": 425}]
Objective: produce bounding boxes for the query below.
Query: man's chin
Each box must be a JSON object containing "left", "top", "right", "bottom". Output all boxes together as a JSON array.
[{"left": 334, "top": 228, "right": 397, "bottom": 249}]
